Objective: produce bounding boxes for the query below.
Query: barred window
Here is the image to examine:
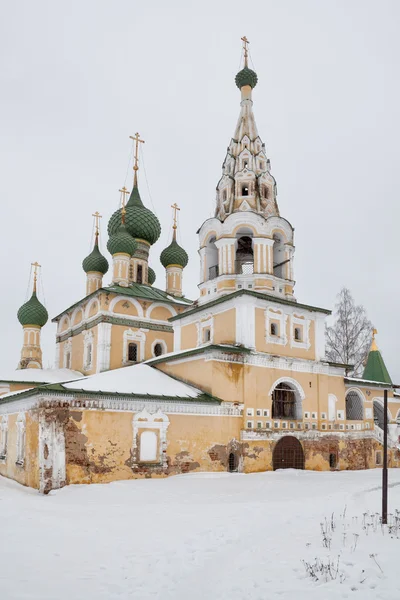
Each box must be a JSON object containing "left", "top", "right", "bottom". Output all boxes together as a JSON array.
[
  {"left": 345, "top": 391, "right": 363, "bottom": 420},
  {"left": 128, "top": 343, "right": 138, "bottom": 362},
  {"left": 272, "top": 383, "right": 296, "bottom": 420}
]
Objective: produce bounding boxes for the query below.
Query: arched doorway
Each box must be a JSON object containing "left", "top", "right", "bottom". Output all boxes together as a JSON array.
[
  {"left": 228, "top": 452, "right": 238, "bottom": 472},
  {"left": 273, "top": 436, "right": 304, "bottom": 470}
]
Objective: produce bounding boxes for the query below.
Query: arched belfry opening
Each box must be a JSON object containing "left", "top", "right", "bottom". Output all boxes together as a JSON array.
[
  {"left": 273, "top": 233, "right": 285, "bottom": 279},
  {"left": 236, "top": 235, "right": 254, "bottom": 274},
  {"left": 206, "top": 236, "right": 218, "bottom": 280}
]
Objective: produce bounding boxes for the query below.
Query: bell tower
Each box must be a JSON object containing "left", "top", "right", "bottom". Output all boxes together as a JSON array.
[{"left": 197, "top": 37, "right": 295, "bottom": 304}]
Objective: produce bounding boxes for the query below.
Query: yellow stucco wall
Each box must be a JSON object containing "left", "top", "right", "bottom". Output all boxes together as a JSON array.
[
  {"left": 0, "top": 411, "right": 39, "bottom": 489},
  {"left": 255, "top": 308, "right": 316, "bottom": 360}
]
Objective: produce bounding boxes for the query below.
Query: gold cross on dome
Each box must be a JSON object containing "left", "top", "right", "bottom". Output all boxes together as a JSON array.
[
  {"left": 119, "top": 186, "right": 130, "bottom": 209},
  {"left": 31, "top": 261, "right": 41, "bottom": 292},
  {"left": 92, "top": 211, "right": 102, "bottom": 236},
  {"left": 171, "top": 203, "right": 180, "bottom": 230},
  {"left": 129, "top": 132, "right": 145, "bottom": 173},
  {"left": 372, "top": 328, "right": 378, "bottom": 338},
  {"left": 241, "top": 36, "right": 250, "bottom": 67}
]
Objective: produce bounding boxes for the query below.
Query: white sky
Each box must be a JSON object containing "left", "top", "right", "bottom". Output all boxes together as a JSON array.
[{"left": 1, "top": 0, "right": 399, "bottom": 381}]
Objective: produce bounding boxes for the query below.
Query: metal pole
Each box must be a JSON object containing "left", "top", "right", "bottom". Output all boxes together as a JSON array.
[{"left": 382, "top": 388, "right": 388, "bottom": 525}]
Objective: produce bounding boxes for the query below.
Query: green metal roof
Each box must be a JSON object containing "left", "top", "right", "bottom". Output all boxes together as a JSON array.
[
  {"left": 363, "top": 349, "right": 392, "bottom": 385},
  {"left": 169, "top": 289, "right": 331, "bottom": 322}
]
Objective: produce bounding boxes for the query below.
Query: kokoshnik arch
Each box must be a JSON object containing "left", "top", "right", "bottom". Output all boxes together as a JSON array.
[{"left": 0, "top": 38, "right": 399, "bottom": 492}]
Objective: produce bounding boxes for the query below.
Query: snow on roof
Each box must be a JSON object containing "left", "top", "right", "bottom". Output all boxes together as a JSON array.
[
  {"left": 63, "top": 364, "right": 203, "bottom": 398},
  {"left": 0, "top": 368, "right": 83, "bottom": 384}
]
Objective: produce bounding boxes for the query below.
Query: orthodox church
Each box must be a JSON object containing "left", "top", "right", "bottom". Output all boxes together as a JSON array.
[{"left": 0, "top": 39, "right": 399, "bottom": 493}]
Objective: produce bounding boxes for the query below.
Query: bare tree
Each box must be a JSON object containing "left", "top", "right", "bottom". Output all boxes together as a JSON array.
[{"left": 325, "top": 287, "right": 373, "bottom": 376}]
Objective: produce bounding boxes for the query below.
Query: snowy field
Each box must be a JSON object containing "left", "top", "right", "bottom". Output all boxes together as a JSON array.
[{"left": 1, "top": 470, "right": 400, "bottom": 600}]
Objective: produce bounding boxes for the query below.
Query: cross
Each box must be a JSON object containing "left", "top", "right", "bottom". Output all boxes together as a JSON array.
[
  {"left": 373, "top": 328, "right": 378, "bottom": 338},
  {"left": 92, "top": 211, "right": 102, "bottom": 236},
  {"left": 171, "top": 203, "right": 180, "bottom": 240},
  {"left": 31, "top": 261, "right": 41, "bottom": 293},
  {"left": 241, "top": 36, "right": 250, "bottom": 67},
  {"left": 129, "top": 132, "right": 145, "bottom": 174},
  {"left": 119, "top": 187, "right": 130, "bottom": 223}
]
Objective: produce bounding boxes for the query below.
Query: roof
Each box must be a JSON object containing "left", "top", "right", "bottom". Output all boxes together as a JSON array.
[
  {"left": 0, "top": 368, "right": 83, "bottom": 385},
  {"left": 345, "top": 376, "right": 395, "bottom": 389},
  {"left": 52, "top": 284, "right": 193, "bottom": 322},
  {"left": 146, "top": 344, "right": 252, "bottom": 366},
  {"left": 362, "top": 348, "right": 392, "bottom": 385},
  {"left": 169, "top": 289, "right": 331, "bottom": 322},
  {"left": 0, "top": 364, "right": 220, "bottom": 405}
]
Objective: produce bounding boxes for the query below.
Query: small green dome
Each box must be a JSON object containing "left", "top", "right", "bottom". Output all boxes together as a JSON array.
[
  {"left": 17, "top": 292, "right": 48, "bottom": 327},
  {"left": 235, "top": 67, "right": 258, "bottom": 89},
  {"left": 160, "top": 239, "right": 189, "bottom": 269},
  {"left": 108, "top": 186, "right": 161, "bottom": 246},
  {"left": 107, "top": 223, "right": 137, "bottom": 256},
  {"left": 82, "top": 240, "right": 109, "bottom": 274},
  {"left": 148, "top": 267, "right": 156, "bottom": 285}
]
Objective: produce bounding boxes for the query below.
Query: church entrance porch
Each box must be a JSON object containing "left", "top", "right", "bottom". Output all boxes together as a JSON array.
[{"left": 272, "top": 436, "right": 304, "bottom": 471}]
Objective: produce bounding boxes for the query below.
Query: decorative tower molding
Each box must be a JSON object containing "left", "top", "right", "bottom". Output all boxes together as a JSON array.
[
  {"left": 107, "top": 187, "right": 137, "bottom": 287},
  {"left": 17, "top": 262, "right": 48, "bottom": 369},
  {"left": 82, "top": 212, "right": 109, "bottom": 295},
  {"left": 107, "top": 133, "right": 161, "bottom": 285},
  {"left": 160, "top": 203, "right": 188, "bottom": 297}
]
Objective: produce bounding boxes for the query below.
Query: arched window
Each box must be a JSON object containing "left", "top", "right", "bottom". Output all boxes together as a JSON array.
[
  {"left": 272, "top": 383, "right": 297, "bottom": 420},
  {"left": 345, "top": 390, "right": 364, "bottom": 420},
  {"left": 242, "top": 184, "right": 249, "bottom": 196},
  {"left": 139, "top": 431, "right": 158, "bottom": 462},
  {"left": 373, "top": 400, "right": 389, "bottom": 430},
  {"left": 273, "top": 233, "right": 285, "bottom": 279},
  {"left": 262, "top": 184, "right": 268, "bottom": 199},
  {"left": 228, "top": 452, "right": 238, "bottom": 472},
  {"left": 236, "top": 236, "right": 254, "bottom": 274},
  {"left": 206, "top": 236, "right": 219, "bottom": 281},
  {"left": 154, "top": 343, "right": 163, "bottom": 357},
  {"left": 128, "top": 343, "right": 138, "bottom": 362}
]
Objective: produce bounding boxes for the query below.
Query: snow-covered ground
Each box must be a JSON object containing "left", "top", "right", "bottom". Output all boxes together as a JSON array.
[{"left": 1, "top": 470, "right": 400, "bottom": 600}]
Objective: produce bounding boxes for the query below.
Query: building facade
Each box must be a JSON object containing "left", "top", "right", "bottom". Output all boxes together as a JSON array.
[{"left": 0, "top": 42, "right": 399, "bottom": 492}]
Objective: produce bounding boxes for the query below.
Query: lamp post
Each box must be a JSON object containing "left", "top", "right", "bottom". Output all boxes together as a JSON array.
[{"left": 382, "top": 388, "right": 388, "bottom": 525}]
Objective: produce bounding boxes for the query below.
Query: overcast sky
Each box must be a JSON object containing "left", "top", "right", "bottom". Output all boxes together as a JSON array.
[{"left": 1, "top": 0, "right": 399, "bottom": 381}]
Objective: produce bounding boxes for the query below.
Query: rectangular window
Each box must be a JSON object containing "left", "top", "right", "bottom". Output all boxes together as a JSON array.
[
  {"left": 128, "top": 343, "right": 138, "bottom": 362},
  {"left": 247, "top": 421, "right": 253, "bottom": 429},
  {"left": 137, "top": 265, "right": 143, "bottom": 284},
  {"left": 263, "top": 409, "right": 269, "bottom": 417},
  {"left": 256, "top": 409, "right": 262, "bottom": 417},
  {"left": 246, "top": 408, "right": 254, "bottom": 417},
  {"left": 375, "top": 451, "right": 383, "bottom": 466},
  {"left": 257, "top": 421, "right": 262, "bottom": 429},
  {"left": 311, "top": 412, "right": 317, "bottom": 419},
  {"left": 139, "top": 431, "right": 158, "bottom": 462},
  {"left": 265, "top": 422, "right": 271, "bottom": 429}
]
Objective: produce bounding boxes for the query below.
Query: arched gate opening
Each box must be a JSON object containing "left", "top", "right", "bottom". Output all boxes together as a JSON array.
[{"left": 273, "top": 436, "right": 304, "bottom": 471}]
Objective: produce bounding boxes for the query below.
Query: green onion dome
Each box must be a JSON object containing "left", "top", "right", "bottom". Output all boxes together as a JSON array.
[
  {"left": 147, "top": 266, "right": 156, "bottom": 285},
  {"left": 235, "top": 67, "right": 258, "bottom": 89},
  {"left": 82, "top": 239, "right": 109, "bottom": 274},
  {"left": 108, "top": 186, "right": 161, "bottom": 246},
  {"left": 107, "top": 223, "right": 137, "bottom": 256},
  {"left": 160, "top": 239, "right": 189, "bottom": 269},
  {"left": 17, "top": 292, "right": 48, "bottom": 327}
]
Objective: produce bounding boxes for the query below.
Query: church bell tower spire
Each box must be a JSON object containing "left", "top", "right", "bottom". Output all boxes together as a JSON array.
[{"left": 215, "top": 37, "right": 279, "bottom": 221}]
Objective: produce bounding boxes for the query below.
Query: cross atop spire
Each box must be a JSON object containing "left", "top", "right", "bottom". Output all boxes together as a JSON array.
[
  {"left": 31, "top": 261, "right": 41, "bottom": 293},
  {"left": 92, "top": 211, "right": 102, "bottom": 240},
  {"left": 119, "top": 187, "right": 130, "bottom": 224},
  {"left": 129, "top": 132, "right": 145, "bottom": 186},
  {"left": 171, "top": 202, "right": 180, "bottom": 240},
  {"left": 241, "top": 35, "right": 250, "bottom": 68}
]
